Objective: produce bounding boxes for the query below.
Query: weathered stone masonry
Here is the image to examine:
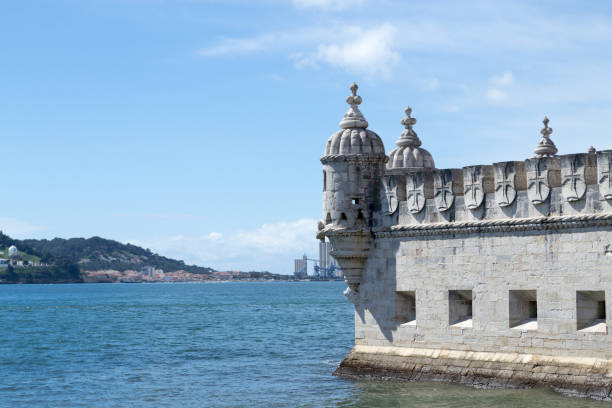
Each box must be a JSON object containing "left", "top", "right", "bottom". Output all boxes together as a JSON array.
[{"left": 318, "top": 83, "right": 612, "bottom": 400}]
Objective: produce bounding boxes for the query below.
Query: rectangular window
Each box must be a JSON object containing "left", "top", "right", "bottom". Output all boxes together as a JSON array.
[
  {"left": 394, "top": 291, "right": 416, "bottom": 326},
  {"left": 449, "top": 290, "right": 472, "bottom": 328},
  {"left": 509, "top": 290, "right": 538, "bottom": 331},
  {"left": 577, "top": 291, "right": 607, "bottom": 334},
  {"left": 323, "top": 170, "right": 327, "bottom": 191}
]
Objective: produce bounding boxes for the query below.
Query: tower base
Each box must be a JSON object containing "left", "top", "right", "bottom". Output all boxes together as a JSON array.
[{"left": 334, "top": 345, "right": 612, "bottom": 401}]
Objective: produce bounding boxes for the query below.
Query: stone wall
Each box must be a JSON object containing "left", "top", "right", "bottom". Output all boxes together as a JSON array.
[{"left": 356, "top": 223, "right": 612, "bottom": 358}]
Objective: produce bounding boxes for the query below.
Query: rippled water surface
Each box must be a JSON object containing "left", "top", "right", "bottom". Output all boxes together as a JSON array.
[{"left": 0, "top": 282, "right": 608, "bottom": 407}]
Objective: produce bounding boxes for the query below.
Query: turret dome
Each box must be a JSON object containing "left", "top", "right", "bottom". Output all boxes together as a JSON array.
[
  {"left": 387, "top": 107, "right": 435, "bottom": 170},
  {"left": 324, "top": 83, "right": 385, "bottom": 157}
]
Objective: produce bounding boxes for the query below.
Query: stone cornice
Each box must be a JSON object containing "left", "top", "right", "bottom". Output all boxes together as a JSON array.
[
  {"left": 318, "top": 226, "right": 372, "bottom": 240},
  {"left": 374, "top": 212, "right": 612, "bottom": 238},
  {"left": 320, "top": 153, "right": 388, "bottom": 165}
]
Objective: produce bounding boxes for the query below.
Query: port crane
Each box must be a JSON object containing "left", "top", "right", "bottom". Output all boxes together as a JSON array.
[{"left": 304, "top": 258, "right": 338, "bottom": 280}]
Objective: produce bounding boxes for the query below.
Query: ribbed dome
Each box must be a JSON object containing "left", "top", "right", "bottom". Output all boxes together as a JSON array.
[
  {"left": 387, "top": 107, "right": 435, "bottom": 170},
  {"left": 388, "top": 145, "right": 435, "bottom": 168},
  {"left": 323, "top": 83, "right": 385, "bottom": 157},
  {"left": 325, "top": 128, "right": 385, "bottom": 156}
]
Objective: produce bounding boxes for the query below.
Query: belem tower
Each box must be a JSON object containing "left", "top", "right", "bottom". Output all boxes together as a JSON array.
[{"left": 317, "top": 83, "right": 612, "bottom": 399}]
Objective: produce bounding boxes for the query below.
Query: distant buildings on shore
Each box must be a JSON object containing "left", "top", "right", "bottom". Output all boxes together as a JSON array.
[
  {"left": 82, "top": 268, "right": 292, "bottom": 283},
  {"left": 294, "top": 255, "right": 308, "bottom": 279},
  {"left": 293, "top": 240, "right": 343, "bottom": 280},
  {"left": 0, "top": 245, "right": 47, "bottom": 268}
]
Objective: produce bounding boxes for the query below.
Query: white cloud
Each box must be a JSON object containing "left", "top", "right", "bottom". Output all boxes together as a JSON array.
[
  {"left": 293, "top": 0, "right": 364, "bottom": 11},
  {"left": 486, "top": 88, "right": 508, "bottom": 103},
  {"left": 0, "top": 217, "right": 45, "bottom": 239},
  {"left": 491, "top": 71, "right": 514, "bottom": 87},
  {"left": 295, "top": 23, "right": 399, "bottom": 78},
  {"left": 197, "top": 35, "right": 275, "bottom": 56},
  {"left": 199, "top": 23, "right": 400, "bottom": 78},
  {"left": 486, "top": 71, "right": 514, "bottom": 103},
  {"left": 127, "top": 218, "right": 318, "bottom": 274}
]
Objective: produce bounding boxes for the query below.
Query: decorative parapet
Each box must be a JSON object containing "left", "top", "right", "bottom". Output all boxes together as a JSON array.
[
  {"left": 462, "top": 165, "right": 494, "bottom": 210},
  {"left": 406, "top": 170, "right": 433, "bottom": 214},
  {"left": 382, "top": 149, "right": 612, "bottom": 226},
  {"left": 525, "top": 156, "right": 561, "bottom": 205},
  {"left": 493, "top": 161, "right": 526, "bottom": 207},
  {"left": 597, "top": 150, "right": 612, "bottom": 200},
  {"left": 560, "top": 153, "right": 597, "bottom": 202},
  {"left": 433, "top": 169, "right": 462, "bottom": 212}
]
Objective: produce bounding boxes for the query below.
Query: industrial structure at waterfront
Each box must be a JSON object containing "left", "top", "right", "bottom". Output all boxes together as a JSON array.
[{"left": 293, "top": 240, "right": 342, "bottom": 280}]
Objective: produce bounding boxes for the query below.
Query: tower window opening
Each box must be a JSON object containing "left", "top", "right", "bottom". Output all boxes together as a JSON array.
[
  {"left": 323, "top": 170, "right": 327, "bottom": 191},
  {"left": 577, "top": 291, "right": 607, "bottom": 334},
  {"left": 509, "top": 290, "right": 538, "bottom": 331},
  {"left": 325, "top": 213, "right": 332, "bottom": 225},
  {"left": 352, "top": 198, "right": 360, "bottom": 205},
  {"left": 449, "top": 290, "right": 473, "bottom": 329},
  {"left": 395, "top": 291, "right": 416, "bottom": 326}
]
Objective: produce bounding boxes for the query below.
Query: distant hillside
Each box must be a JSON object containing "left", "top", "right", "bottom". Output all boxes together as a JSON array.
[{"left": 18, "top": 236, "right": 215, "bottom": 274}]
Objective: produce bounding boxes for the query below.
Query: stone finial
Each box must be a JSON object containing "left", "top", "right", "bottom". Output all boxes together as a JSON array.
[
  {"left": 588, "top": 146, "right": 596, "bottom": 154},
  {"left": 339, "top": 82, "right": 369, "bottom": 129},
  {"left": 534, "top": 117, "right": 558, "bottom": 158},
  {"left": 347, "top": 82, "right": 361, "bottom": 106},
  {"left": 396, "top": 106, "right": 422, "bottom": 148}
]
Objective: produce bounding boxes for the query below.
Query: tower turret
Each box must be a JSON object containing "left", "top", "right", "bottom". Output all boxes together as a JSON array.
[
  {"left": 319, "top": 83, "right": 387, "bottom": 302},
  {"left": 387, "top": 107, "right": 435, "bottom": 170}
]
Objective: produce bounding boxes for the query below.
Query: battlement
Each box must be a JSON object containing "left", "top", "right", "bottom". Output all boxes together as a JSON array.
[{"left": 380, "top": 150, "right": 612, "bottom": 229}]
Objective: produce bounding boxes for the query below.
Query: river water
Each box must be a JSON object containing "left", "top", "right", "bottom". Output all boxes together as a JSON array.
[{"left": 0, "top": 281, "right": 608, "bottom": 407}]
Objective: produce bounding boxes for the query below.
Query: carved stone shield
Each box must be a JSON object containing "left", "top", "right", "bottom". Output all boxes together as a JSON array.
[
  {"left": 526, "top": 158, "right": 550, "bottom": 204},
  {"left": 406, "top": 172, "right": 426, "bottom": 214},
  {"left": 597, "top": 150, "right": 612, "bottom": 200},
  {"left": 463, "top": 166, "right": 485, "bottom": 210},
  {"left": 433, "top": 170, "right": 454, "bottom": 212},
  {"left": 494, "top": 162, "right": 517, "bottom": 207},
  {"left": 382, "top": 175, "right": 398, "bottom": 215},
  {"left": 561, "top": 154, "right": 587, "bottom": 202}
]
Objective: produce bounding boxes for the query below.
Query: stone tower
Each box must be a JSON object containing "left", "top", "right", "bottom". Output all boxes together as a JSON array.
[
  {"left": 321, "top": 93, "right": 612, "bottom": 399},
  {"left": 319, "top": 83, "right": 386, "bottom": 302}
]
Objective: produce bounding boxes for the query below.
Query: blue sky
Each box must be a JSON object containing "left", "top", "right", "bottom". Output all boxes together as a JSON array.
[{"left": 1, "top": 0, "right": 612, "bottom": 273}]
